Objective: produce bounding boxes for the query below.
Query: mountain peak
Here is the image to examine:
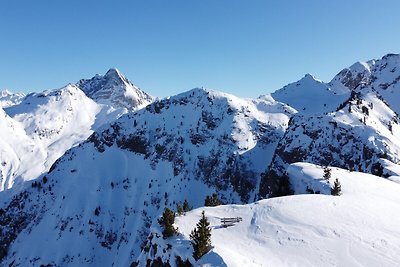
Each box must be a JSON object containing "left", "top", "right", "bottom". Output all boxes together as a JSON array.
[
  {"left": 104, "top": 68, "right": 124, "bottom": 81},
  {"left": 303, "top": 73, "right": 315, "bottom": 79},
  {"left": 271, "top": 73, "right": 349, "bottom": 115},
  {"left": 382, "top": 53, "right": 400, "bottom": 60},
  {"left": 300, "top": 73, "right": 320, "bottom": 83},
  {"left": 76, "top": 69, "right": 154, "bottom": 110}
]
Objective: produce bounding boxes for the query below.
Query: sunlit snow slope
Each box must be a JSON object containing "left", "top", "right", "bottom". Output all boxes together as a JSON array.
[{"left": 141, "top": 163, "right": 400, "bottom": 267}]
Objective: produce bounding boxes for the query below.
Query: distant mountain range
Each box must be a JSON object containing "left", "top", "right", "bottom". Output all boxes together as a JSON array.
[{"left": 0, "top": 54, "right": 399, "bottom": 266}]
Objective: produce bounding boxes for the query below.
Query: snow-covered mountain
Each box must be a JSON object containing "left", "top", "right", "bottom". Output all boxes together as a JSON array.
[
  {"left": 0, "top": 70, "right": 154, "bottom": 190},
  {"left": 272, "top": 53, "right": 400, "bottom": 116},
  {"left": 259, "top": 54, "right": 400, "bottom": 198},
  {"left": 1, "top": 54, "right": 400, "bottom": 266},
  {"left": 0, "top": 88, "right": 294, "bottom": 266},
  {"left": 0, "top": 90, "right": 25, "bottom": 108},
  {"left": 77, "top": 68, "right": 154, "bottom": 110},
  {"left": 330, "top": 53, "right": 400, "bottom": 114}
]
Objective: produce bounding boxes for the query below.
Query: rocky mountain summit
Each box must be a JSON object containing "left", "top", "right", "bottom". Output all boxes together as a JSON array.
[{"left": 77, "top": 68, "right": 154, "bottom": 111}]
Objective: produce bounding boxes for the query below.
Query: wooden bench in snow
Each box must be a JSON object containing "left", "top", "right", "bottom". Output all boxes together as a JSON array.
[{"left": 220, "top": 217, "right": 243, "bottom": 227}]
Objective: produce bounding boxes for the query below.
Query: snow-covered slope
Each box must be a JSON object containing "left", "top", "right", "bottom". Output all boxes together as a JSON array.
[
  {"left": 77, "top": 68, "right": 154, "bottom": 111},
  {"left": 0, "top": 108, "right": 40, "bottom": 190},
  {"left": 0, "top": 88, "right": 294, "bottom": 266},
  {"left": 6, "top": 85, "right": 100, "bottom": 169},
  {"left": 260, "top": 87, "right": 400, "bottom": 198},
  {"left": 139, "top": 163, "right": 400, "bottom": 267}
]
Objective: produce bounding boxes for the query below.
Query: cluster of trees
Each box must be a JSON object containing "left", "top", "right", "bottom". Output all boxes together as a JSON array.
[
  {"left": 158, "top": 199, "right": 213, "bottom": 262},
  {"left": 159, "top": 199, "right": 191, "bottom": 238},
  {"left": 204, "top": 193, "right": 221, "bottom": 207},
  {"left": 176, "top": 199, "right": 190, "bottom": 216}
]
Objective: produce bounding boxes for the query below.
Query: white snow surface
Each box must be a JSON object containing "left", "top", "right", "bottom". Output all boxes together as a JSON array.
[{"left": 145, "top": 163, "right": 400, "bottom": 267}]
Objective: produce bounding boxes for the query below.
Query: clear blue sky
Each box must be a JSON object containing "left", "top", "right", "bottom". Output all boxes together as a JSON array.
[{"left": 1, "top": 1, "right": 399, "bottom": 98}]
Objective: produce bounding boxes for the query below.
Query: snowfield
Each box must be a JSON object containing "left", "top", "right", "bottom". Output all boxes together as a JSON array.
[{"left": 142, "top": 163, "right": 400, "bottom": 267}]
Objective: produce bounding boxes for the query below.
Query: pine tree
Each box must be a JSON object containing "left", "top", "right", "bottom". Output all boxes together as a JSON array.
[
  {"left": 204, "top": 193, "right": 221, "bottom": 207},
  {"left": 183, "top": 199, "right": 190, "bottom": 212},
  {"left": 176, "top": 203, "right": 183, "bottom": 216},
  {"left": 158, "top": 207, "right": 176, "bottom": 238},
  {"left": 331, "top": 178, "right": 342, "bottom": 196},
  {"left": 323, "top": 167, "right": 331, "bottom": 181},
  {"left": 190, "top": 211, "right": 212, "bottom": 261},
  {"left": 276, "top": 173, "right": 293, "bottom": 196}
]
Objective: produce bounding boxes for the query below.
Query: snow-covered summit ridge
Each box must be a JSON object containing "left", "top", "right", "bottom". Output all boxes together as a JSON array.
[
  {"left": 271, "top": 73, "right": 350, "bottom": 115},
  {"left": 77, "top": 68, "right": 154, "bottom": 110},
  {"left": 329, "top": 53, "right": 400, "bottom": 114},
  {"left": 269, "top": 53, "right": 400, "bottom": 116},
  {"left": 0, "top": 90, "right": 25, "bottom": 108}
]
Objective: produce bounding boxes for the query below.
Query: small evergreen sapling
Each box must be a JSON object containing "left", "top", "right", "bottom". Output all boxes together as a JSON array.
[
  {"left": 183, "top": 199, "right": 190, "bottom": 212},
  {"left": 190, "top": 211, "right": 212, "bottom": 261},
  {"left": 176, "top": 203, "right": 183, "bottom": 216},
  {"left": 331, "top": 178, "right": 342, "bottom": 196},
  {"left": 323, "top": 167, "right": 331, "bottom": 181}
]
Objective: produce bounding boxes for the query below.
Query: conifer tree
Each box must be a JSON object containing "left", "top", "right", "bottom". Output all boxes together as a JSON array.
[
  {"left": 183, "top": 199, "right": 190, "bottom": 212},
  {"left": 176, "top": 203, "right": 183, "bottom": 216},
  {"left": 274, "top": 173, "right": 294, "bottom": 197},
  {"left": 204, "top": 193, "right": 221, "bottom": 207},
  {"left": 190, "top": 211, "right": 212, "bottom": 261},
  {"left": 158, "top": 207, "right": 176, "bottom": 238},
  {"left": 323, "top": 167, "right": 331, "bottom": 181},
  {"left": 331, "top": 178, "right": 342, "bottom": 196}
]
